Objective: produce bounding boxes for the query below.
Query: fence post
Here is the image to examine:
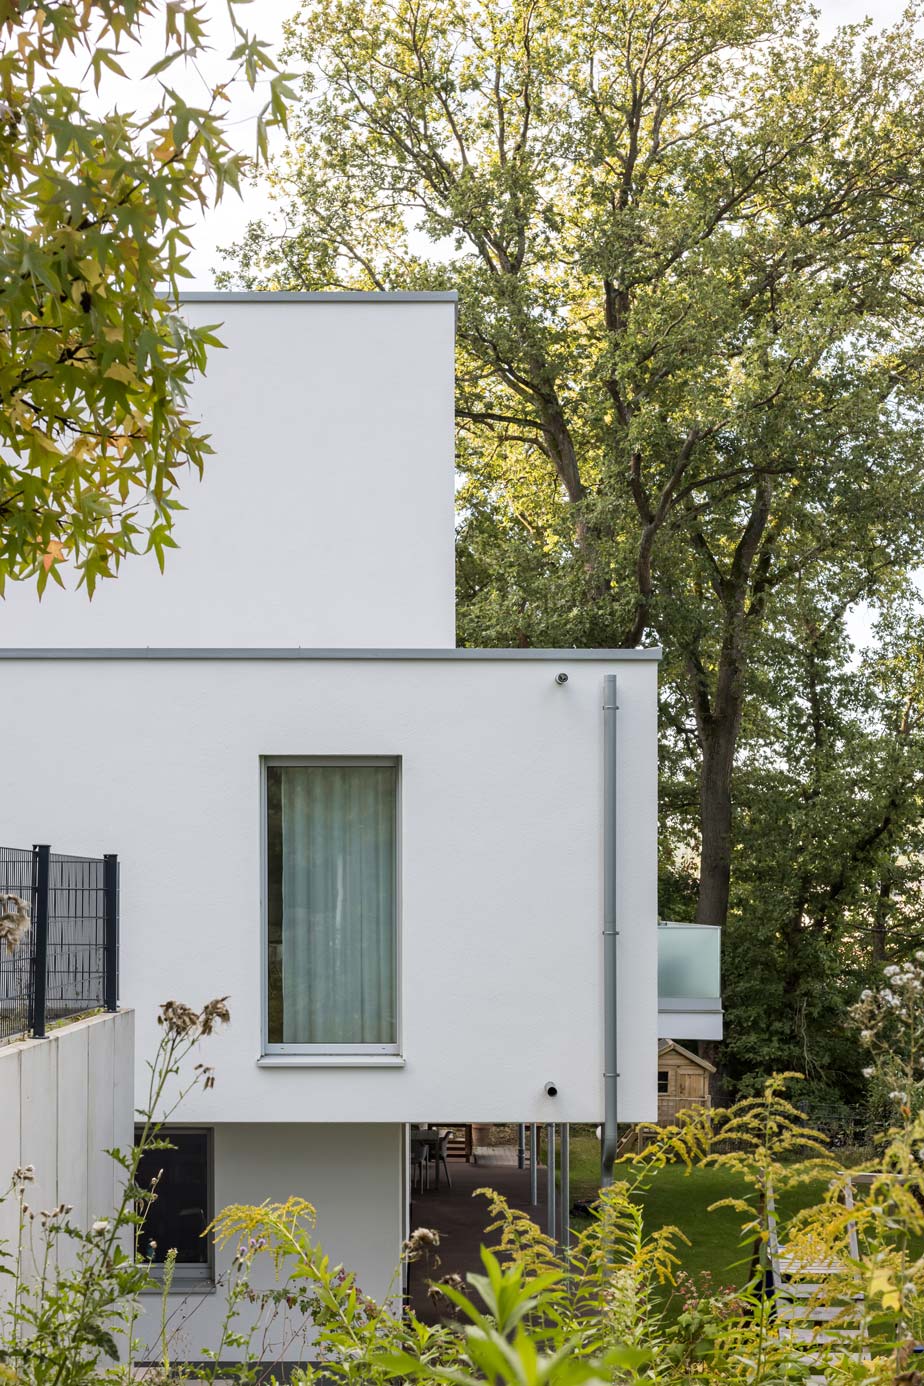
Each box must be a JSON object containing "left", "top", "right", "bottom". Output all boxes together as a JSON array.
[
  {"left": 31, "top": 844, "right": 50, "bottom": 1039},
  {"left": 103, "top": 854, "right": 119, "bottom": 1013}
]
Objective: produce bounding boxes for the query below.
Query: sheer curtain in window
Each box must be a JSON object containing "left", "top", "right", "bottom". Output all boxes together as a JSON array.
[{"left": 277, "top": 763, "right": 397, "bottom": 1046}]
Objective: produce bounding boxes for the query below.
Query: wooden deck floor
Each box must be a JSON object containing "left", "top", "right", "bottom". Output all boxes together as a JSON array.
[{"left": 407, "top": 1155, "right": 547, "bottom": 1322}]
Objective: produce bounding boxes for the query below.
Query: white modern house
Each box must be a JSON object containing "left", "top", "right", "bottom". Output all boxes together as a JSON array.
[{"left": 0, "top": 292, "right": 720, "bottom": 1361}]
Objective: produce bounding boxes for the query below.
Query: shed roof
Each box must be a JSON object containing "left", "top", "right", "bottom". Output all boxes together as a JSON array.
[{"left": 657, "top": 1038, "right": 716, "bottom": 1073}]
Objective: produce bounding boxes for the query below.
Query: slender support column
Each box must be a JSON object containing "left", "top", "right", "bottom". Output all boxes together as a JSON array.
[
  {"left": 529, "top": 1124, "right": 538, "bottom": 1205},
  {"left": 517, "top": 1124, "right": 526, "bottom": 1170},
  {"left": 560, "top": 1123, "right": 571, "bottom": 1251},
  {"left": 546, "top": 1123, "right": 556, "bottom": 1240},
  {"left": 601, "top": 674, "right": 620, "bottom": 1186}
]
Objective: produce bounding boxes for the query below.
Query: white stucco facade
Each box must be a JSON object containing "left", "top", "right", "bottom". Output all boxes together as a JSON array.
[
  {"left": 134, "top": 1122, "right": 404, "bottom": 1361},
  {"left": 0, "top": 295, "right": 457, "bottom": 650},
  {"left": 0, "top": 649, "right": 658, "bottom": 1126},
  {"left": 0, "top": 293, "right": 668, "bottom": 1359}
]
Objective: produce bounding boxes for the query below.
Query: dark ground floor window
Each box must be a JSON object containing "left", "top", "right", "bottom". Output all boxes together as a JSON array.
[{"left": 136, "top": 1127, "right": 212, "bottom": 1282}]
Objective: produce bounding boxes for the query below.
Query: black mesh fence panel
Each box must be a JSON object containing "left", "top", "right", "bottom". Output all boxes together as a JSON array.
[{"left": 0, "top": 846, "right": 117, "bottom": 1043}]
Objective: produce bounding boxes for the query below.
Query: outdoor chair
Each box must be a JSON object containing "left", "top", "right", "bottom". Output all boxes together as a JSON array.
[
  {"left": 437, "top": 1130, "right": 453, "bottom": 1190},
  {"left": 411, "top": 1141, "right": 431, "bottom": 1193}
]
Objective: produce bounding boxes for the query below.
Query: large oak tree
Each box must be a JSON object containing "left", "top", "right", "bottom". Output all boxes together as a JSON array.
[{"left": 226, "top": 0, "right": 924, "bottom": 937}]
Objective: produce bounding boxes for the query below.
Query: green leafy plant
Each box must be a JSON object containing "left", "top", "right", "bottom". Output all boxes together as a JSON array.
[
  {"left": 10, "top": 982, "right": 924, "bottom": 1383},
  {"left": 0, "top": 0, "right": 293, "bottom": 594}
]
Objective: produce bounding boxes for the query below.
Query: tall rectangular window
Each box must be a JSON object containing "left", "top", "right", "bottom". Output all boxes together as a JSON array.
[
  {"left": 265, "top": 759, "right": 398, "bottom": 1053},
  {"left": 136, "top": 1127, "right": 213, "bottom": 1284}
]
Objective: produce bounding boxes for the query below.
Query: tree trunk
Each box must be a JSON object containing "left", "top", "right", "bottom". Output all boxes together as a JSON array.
[
  {"left": 687, "top": 614, "right": 749, "bottom": 930},
  {"left": 872, "top": 874, "right": 891, "bottom": 963},
  {"left": 696, "top": 716, "right": 738, "bottom": 926},
  {"left": 687, "top": 479, "right": 772, "bottom": 928}
]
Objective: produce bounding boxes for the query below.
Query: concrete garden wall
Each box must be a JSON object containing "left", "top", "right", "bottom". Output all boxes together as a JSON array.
[{"left": 0, "top": 1009, "right": 134, "bottom": 1275}]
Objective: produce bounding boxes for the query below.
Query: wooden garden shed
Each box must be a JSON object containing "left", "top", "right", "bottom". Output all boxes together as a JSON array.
[{"left": 657, "top": 1039, "right": 714, "bottom": 1124}]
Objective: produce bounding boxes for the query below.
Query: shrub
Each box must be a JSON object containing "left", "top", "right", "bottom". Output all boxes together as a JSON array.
[{"left": 5, "top": 971, "right": 924, "bottom": 1383}]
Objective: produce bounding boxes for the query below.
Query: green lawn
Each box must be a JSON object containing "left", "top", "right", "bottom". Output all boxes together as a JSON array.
[
  {"left": 541, "top": 1129, "right": 921, "bottom": 1352},
  {"left": 553, "top": 1132, "right": 918, "bottom": 1344},
  {"left": 563, "top": 1132, "right": 827, "bottom": 1292}
]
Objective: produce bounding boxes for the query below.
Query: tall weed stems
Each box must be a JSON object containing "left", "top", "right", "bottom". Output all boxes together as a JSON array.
[{"left": 5, "top": 965, "right": 924, "bottom": 1383}]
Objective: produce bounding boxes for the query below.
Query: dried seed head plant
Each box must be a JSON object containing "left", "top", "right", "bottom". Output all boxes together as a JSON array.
[
  {"left": 401, "top": 1226, "right": 441, "bottom": 1263},
  {"left": 0, "top": 998, "right": 235, "bottom": 1386},
  {"left": 0, "top": 893, "right": 30, "bottom": 955},
  {"left": 157, "top": 996, "right": 230, "bottom": 1041}
]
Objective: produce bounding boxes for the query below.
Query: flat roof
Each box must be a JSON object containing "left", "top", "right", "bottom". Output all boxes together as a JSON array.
[
  {"left": 0, "top": 646, "right": 661, "bottom": 661},
  {"left": 181, "top": 290, "right": 458, "bottom": 304}
]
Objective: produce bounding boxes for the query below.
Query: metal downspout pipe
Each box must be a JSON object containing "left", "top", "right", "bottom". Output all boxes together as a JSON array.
[{"left": 601, "top": 674, "right": 619, "bottom": 1186}]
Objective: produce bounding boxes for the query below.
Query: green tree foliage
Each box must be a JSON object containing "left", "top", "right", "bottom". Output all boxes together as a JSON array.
[
  {"left": 224, "top": 0, "right": 924, "bottom": 1101},
  {"left": 673, "top": 601, "right": 924, "bottom": 1101},
  {"left": 224, "top": 0, "right": 924, "bottom": 934},
  {"left": 0, "top": 0, "right": 292, "bottom": 594}
]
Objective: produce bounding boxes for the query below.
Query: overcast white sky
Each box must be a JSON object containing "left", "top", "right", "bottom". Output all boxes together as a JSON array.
[{"left": 182, "top": 0, "right": 909, "bottom": 285}]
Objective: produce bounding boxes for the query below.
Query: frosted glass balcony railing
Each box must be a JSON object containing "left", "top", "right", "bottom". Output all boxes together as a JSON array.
[{"left": 657, "top": 922, "right": 721, "bottom": 1007}]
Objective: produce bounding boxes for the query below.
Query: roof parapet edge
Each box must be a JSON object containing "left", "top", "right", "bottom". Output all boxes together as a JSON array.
[
  {"left": 179, "top": 290, "right": 458, "bottom": 304},
  {"left": 0, "top": 646, "right": 662, "bottom": 661}
]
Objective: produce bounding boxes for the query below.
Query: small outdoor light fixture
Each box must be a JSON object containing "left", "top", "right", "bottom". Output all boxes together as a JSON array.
[
  {"left": 555, "top": 672, "right": 569, "bottom": 685},
  {"left": 544, "top": 1081, "right": 559, "bottom": 1097}
]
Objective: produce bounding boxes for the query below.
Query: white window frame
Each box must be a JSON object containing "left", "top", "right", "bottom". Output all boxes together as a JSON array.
[{"left": 261, "top": 755, "right": 402, "bottom": 1058}]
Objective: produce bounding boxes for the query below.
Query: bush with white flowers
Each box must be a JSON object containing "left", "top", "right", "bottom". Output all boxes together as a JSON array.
[{"left": 853, "top": 954, "right": 924, "bottom": 1119}]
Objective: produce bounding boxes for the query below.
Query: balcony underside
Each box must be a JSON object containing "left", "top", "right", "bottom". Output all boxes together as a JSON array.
[
  {"left": 657, "top": 997, "right": 723, "bottom": 1041},
  {"left": 657, "top": 922, "right": 723, "bottom": 1041}
]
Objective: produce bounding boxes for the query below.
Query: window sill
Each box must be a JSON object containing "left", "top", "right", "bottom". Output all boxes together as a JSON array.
[
  {"left": 257, "top": 1054, "right": 406, "bottom": 1069},
  {"left": 140, "top": 1279, "right": 216, "bottom": 1296}
]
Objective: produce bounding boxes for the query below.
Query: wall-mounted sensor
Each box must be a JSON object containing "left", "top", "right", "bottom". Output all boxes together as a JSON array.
[
  {"left": 555, "top": 672, "right": 569, "bottom": 686},
  {"left": 544, "top": 1081, "right": 558, "bottom": 1097}
]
